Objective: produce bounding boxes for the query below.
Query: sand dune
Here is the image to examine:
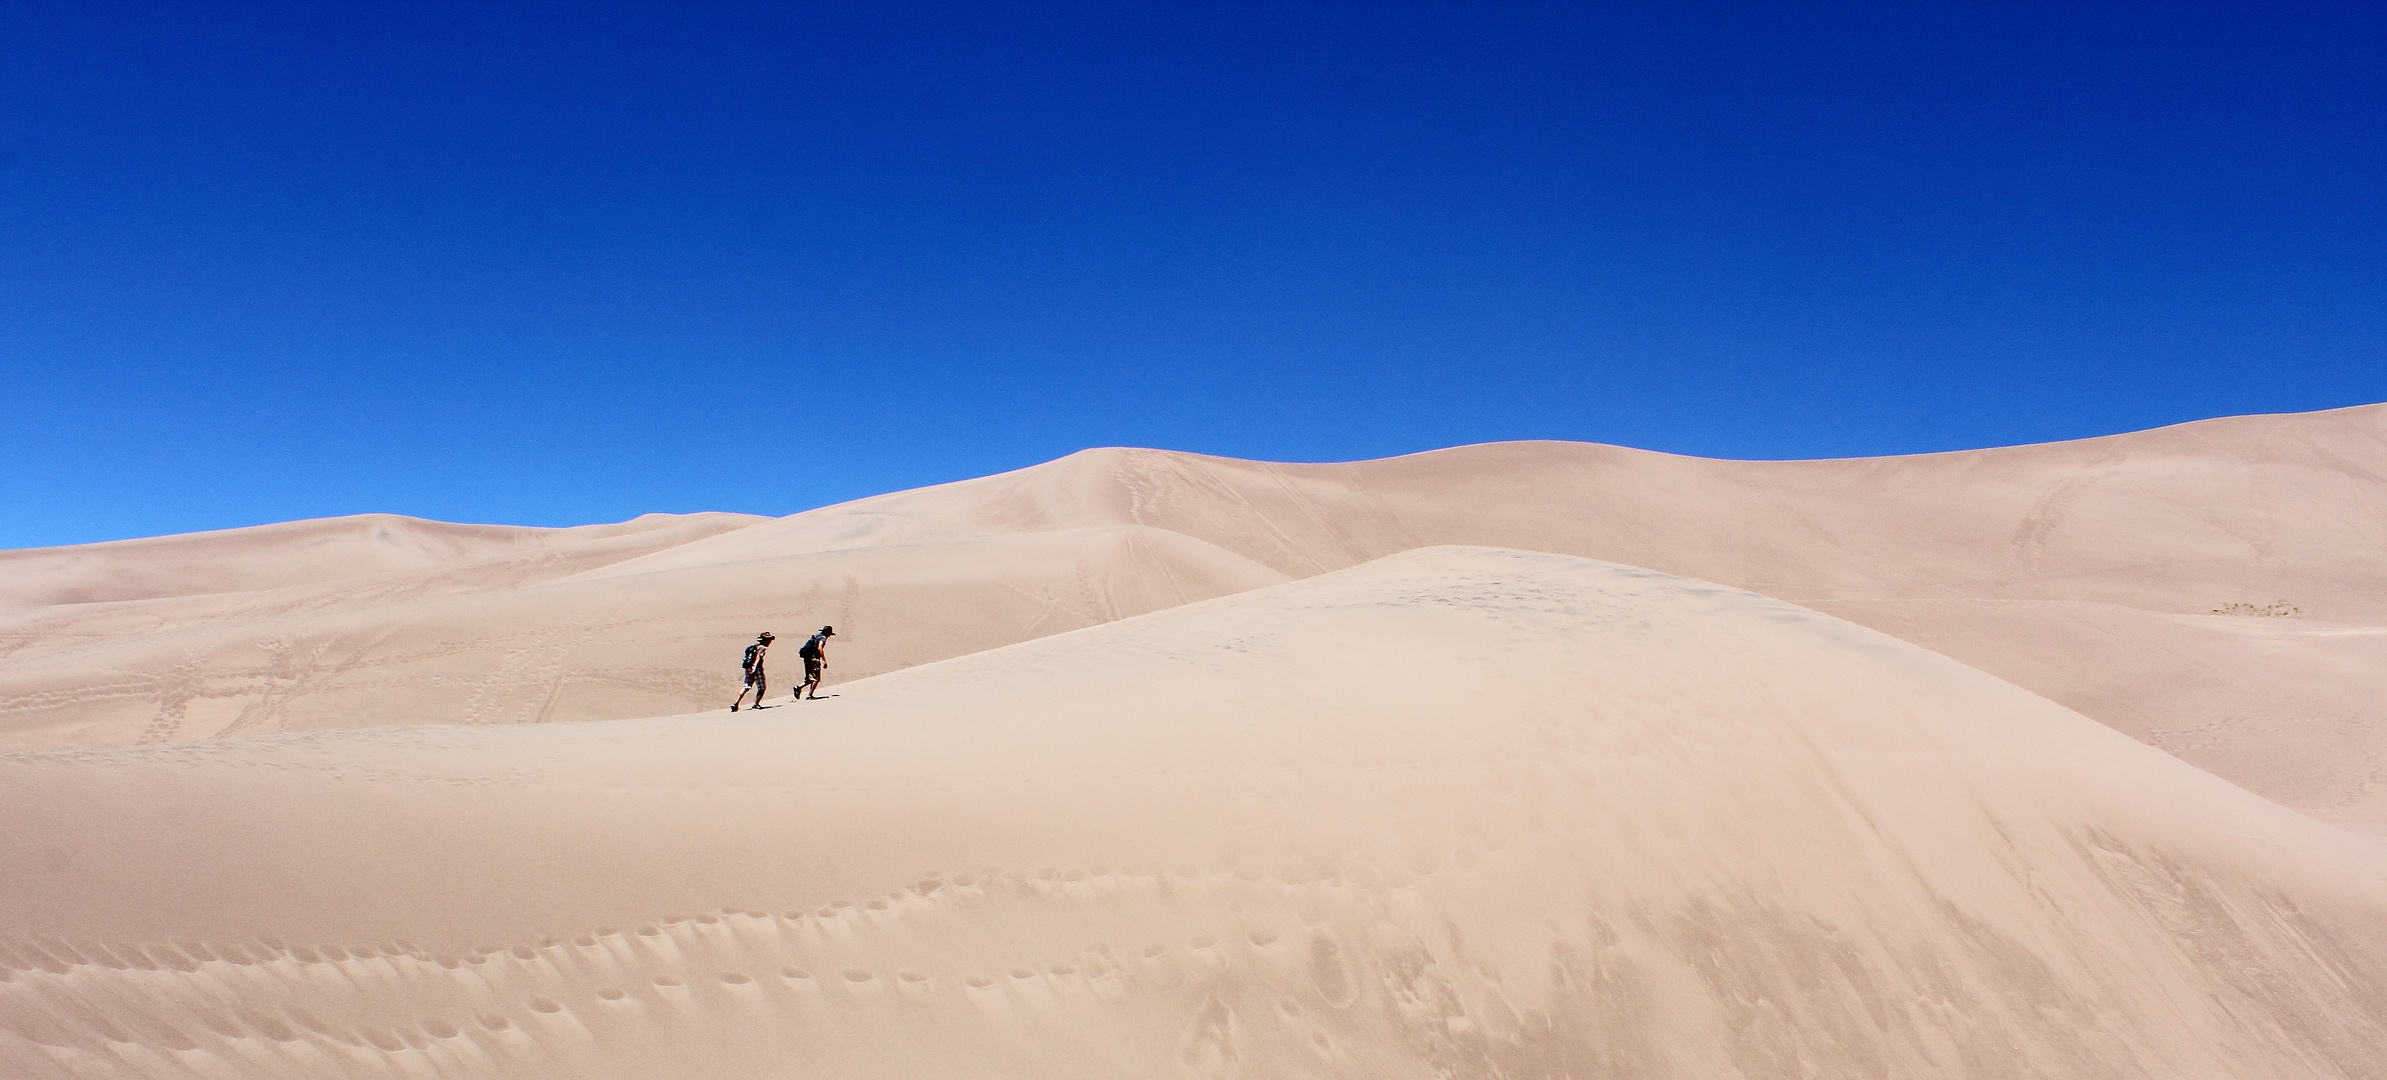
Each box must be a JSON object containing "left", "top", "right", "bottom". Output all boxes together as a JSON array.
[
  {"left": 5, "top": 548, "right": 2383, "bottom": 1078},
  {"left": 0, "top": 512, "right": 766, "bottom": 610},
  {"left": 1808, "top": 597, "right": 2387, "bottom": 839},
  {"left": 3, "top": 406, "right": 2382, "bottom": 836},
  {"left": 0, "top": 523, "right": 1281, "bottom": 747},
  {"left": 578, "top": 403, "right": 2387, "bottom": 621}
]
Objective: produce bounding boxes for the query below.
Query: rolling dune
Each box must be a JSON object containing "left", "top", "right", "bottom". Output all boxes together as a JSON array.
[
  {"left": 6, "top": 549, "right": 2384, "bottom": 1079},
  {"left": 0, "top": 512, "right": 767, "bottom": 610},
  {"left": 3, "top": 406, "right": 2382, "bottom": 835}
]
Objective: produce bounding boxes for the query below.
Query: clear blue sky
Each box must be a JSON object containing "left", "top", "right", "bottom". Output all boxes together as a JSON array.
[{"left": 3, "top": 2, "right": 2381, "bottom": 549}]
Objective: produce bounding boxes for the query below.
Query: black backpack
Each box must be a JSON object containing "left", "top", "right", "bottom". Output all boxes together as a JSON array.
[
  {"left": 743, "top": 643, "right": 762, "bottom": 672},
  {"left": 798, "top": 636, "right": 822, "bottom": 660}
]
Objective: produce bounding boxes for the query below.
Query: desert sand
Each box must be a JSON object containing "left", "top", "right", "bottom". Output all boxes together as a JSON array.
[
  {"left": 3, "top": 404, "right": 2382, "bottom": 831},
  {"left": 4, "top": 407, "right": 2387, "bottom": 1077}
]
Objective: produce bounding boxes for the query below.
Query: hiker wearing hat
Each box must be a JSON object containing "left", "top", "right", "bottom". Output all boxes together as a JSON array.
[
  {"left": 730, "top": 631, "right": 774, "bottom": 711},
  {"left": 797, "top": 625, "right": 836, "bottom": 699}
]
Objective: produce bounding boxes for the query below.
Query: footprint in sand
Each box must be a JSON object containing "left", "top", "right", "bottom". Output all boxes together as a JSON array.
[{"left": 1308, "top": 934, "right": 1358, "bottom": 1007}]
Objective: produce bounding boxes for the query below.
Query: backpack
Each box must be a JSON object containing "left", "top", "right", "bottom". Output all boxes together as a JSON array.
[
  {"left": 743, "top": 643, "right": 762, "bottom": 672},
  {"left": 798, "top": 636, "right": 822, "bottom": 660}
]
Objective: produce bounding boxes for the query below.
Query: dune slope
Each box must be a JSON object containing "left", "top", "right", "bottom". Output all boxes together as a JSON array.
[
  {"left": 4, "top": 549, "right": 2383, "bottom": 1079},
  {"left": 2, "top": 406, "right": 2382, "bottom": 832},
  {"left": 0, "top": 512, "right": 767, "bottom": 609}
]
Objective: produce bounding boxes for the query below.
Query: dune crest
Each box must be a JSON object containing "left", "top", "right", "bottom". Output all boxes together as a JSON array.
[
  {"left": 4, "top": 405, "right": 2384, "bottom": 836},
  {"left": 0, "top": 511, "right": 766, "bottom": 609},
  {"left": 5, "top": 548, "right": 2384, "bottom": 1078}
]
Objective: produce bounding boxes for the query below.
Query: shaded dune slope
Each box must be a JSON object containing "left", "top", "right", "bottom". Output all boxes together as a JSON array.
[{"left": 4, "top": 549, "right": 2383, "bottom": 1079}]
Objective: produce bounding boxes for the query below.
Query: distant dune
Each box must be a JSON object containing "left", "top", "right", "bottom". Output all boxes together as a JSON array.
[
  {"left": 5, "top": 549, "right": 2384, "bottom": 1078},
  {"left": 3, "top": 405, "right": 2382, "bottom": 835}
]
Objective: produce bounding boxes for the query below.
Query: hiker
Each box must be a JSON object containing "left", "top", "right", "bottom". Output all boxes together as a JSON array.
[
  {"left": 796, "top": 625, "right": 835, "bottom": 699},
  {"left": 730, "top": 631, "right": 774, "bottom": 711}
]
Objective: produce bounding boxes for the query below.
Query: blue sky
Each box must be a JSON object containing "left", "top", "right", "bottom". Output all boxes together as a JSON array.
[{"left": 3, "top": 2, "right": 2381, "bottom": 549}]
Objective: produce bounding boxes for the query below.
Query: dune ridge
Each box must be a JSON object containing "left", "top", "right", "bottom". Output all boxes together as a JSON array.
[
  {"left": 0, "top": 512, "right": 768, "bottom": 609},
  {"left": 5, "top": 548, "right": 2385, "bottom": 1079},
  {"left": 3, "top": 405, "right": 2383, "bottom": 835}
]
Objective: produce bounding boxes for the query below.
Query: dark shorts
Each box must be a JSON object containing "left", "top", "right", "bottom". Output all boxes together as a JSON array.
[
  {"left": 803, "top": 657, "right": 823, "bottom": 680},
  {"left": 744, "top": 669, "right": 763, "bottom": 686}
]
